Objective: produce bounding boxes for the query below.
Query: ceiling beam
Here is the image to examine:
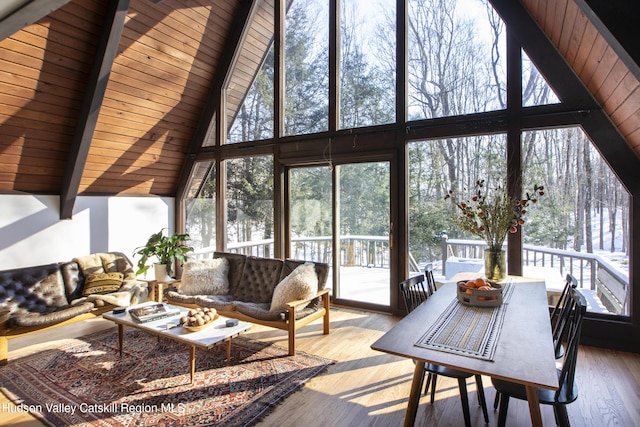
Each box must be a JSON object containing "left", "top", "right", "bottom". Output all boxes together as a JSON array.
[
  {"left": 0, "top": 0, "right": 71, "bottom": 41},
  {"left": 60, "top": 0, "right": 130, "bottom": 219},
  {"left": 175, "top": 0, "right": 258, "bottom": 203}
]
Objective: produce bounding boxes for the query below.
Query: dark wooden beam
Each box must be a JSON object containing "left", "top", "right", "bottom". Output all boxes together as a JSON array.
[
  {"left": 506, "top": 29, "right": 523, "bottom": 276},
  {"left": 396, "top": 0, "right": 407, "bottom": 124},
  {"left": 328, "top": 0, "right": 338, "bottom": 131},
  {"left": 275, "top": 0, "right": 284, "bottom": 138},
  {"left": 60, "top": 0, "right": 129, "bottom": 219},
  {"left": 0, "top": 0, "right": 71, "bottom": 41},
  {"left": 175, "top": 0, "right": 257, "bottom": 203}
]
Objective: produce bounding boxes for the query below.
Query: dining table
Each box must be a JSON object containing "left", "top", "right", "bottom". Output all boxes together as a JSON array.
[{"left": 371, "top": 274, "right": 558, "bottom": 427}]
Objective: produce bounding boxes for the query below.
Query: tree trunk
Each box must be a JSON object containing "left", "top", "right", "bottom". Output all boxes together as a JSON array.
[
  {"left": 573, "top": 138, "right": 584, "bottom": 252},
  {"left": 584, "top": 140, "right": 593, "bottom": 253}
]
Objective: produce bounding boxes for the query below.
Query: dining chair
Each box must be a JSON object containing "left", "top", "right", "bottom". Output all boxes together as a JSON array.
[
  {"left": 551, "top": 274, "right": 578, "bottom": 358},
  {"left": 423, "top": 264, "right": 436, "bottom": 296},
  {"left": 399, "top": 275, "right": 489, "bottom": 427},
  {"left": 493, "top": 273, "right": 579, "bottom": 412},
  {"left": 491, "top": 287, "right": 587, "bottom": 427}
]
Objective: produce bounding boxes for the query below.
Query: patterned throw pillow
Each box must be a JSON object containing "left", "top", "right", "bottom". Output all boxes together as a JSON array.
[
  {"left": 270, "top": 263, "right": 318, "bottom": 311},
  {"left": 82, "top": 272, "right": 124, "bottom": 296}
]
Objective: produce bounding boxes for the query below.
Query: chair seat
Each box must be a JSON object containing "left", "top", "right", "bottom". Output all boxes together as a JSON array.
[
  {"left": 425, "top": 363, "right": 474, "bottom": 379},
  {"left": 492, "top": 369, "right": 579, "bottom": 406}
]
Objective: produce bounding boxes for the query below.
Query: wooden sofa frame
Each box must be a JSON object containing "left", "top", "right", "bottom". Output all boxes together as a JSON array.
[{"left": 0, "top": 305, "right": 114, "bottom": 365}]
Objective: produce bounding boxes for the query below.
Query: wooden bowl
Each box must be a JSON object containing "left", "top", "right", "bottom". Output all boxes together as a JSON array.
[
  {"left": 456, "top": 280, "right": 503, "bottom": 307},
  {"left": 182, "top": 313, "right": 220, "bottom": 332}
]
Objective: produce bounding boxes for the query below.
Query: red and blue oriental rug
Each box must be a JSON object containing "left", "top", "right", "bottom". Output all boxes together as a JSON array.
[{"left": 0, "top": 329, "right": 333, "bottom": 426}]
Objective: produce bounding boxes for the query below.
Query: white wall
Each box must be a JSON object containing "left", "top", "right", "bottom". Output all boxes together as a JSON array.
[{"left": 0, "top": 194, "right": 174, "bottom": 270}]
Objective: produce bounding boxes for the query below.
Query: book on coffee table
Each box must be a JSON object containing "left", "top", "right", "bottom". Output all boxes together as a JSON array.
[{"left": 129, "top": 303, "right": 181, "bottom": 323}]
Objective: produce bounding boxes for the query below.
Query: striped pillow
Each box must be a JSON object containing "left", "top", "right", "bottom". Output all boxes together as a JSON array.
[{"left": 82, "top": 272, "right": 124, "bottom": 296}]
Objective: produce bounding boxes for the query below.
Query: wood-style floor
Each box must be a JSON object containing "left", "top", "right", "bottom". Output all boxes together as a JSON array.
[{"left": 1, "top": 307, "right": 639, "bottom": 426}]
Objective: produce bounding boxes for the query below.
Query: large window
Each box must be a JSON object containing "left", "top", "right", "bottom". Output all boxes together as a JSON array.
[
  {"left": 185, "top": 162, "right": 216, "bottom": 250},
  {"left": 284, "top": 0, "right": 329, "bottom": 135},
  {"left": 407, "top": 0, "right": 506, "bottom": 119},
  {"left": 339, "top": 0, "right": 395, "bottom": 129},
  {"left": 408, "top": 135, "right": 507, "bottom": 277},
  {"left": 225, "top": 0, "right": 274, "bottom": 143},
  {"left": 226, "top": 0, "right": 275, "bottom": 144},
  {"left": 226, "top": 156, "right": 274, "bottom": 256},
  {"left": 522, "top": 127, "right": 630, "bottom": 315},
  {"left": 183, "top": 0, "right": 636, "bottom": 328},
  {"left": 522, "top": 49, "right": 559, "bottom": 107},
  {"left": 407, "top": 129, "right": 631, "bottom": 316}
]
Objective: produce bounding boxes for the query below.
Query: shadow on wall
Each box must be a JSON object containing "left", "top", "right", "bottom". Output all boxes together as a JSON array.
[{"left": 0, "top": 195, "right": 172, "bottom": 270}]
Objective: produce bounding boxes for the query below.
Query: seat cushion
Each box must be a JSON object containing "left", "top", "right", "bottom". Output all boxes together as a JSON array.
[
  {"left": 197, "top": 295, "right": 237, "bottom": 312},
  {"left": 8, "top": 301, "right": 95, "bottom": 327},
  {"left": 270, "top": 263, "right": 318, "bottom": 311},
  {"left": 234, "top": 301, "right": 284, "bottom": 321},
  {"left": 180, "top": 258, "right": 229, "bottom": 295}
]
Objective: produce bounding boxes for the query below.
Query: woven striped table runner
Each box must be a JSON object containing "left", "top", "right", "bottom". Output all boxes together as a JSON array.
[{"left": 414, "top": 283, "right": 515, "bottom": 361}]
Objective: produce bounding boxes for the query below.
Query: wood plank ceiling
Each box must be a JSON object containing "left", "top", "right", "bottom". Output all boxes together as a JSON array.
[
  {"left": 0, "top": 0, "right": 638, "bottom": 210},
  {"left": 0, "top": 0, "right": 242, "bottom": 197}
]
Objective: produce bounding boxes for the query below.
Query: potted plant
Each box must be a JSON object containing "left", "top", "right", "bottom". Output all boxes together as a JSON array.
[
  {"left": 445, "top": 179, "right": 544, "bottom": 281},
  {"left": 133, "top": 229, "right": 193, "bottom": 280}
]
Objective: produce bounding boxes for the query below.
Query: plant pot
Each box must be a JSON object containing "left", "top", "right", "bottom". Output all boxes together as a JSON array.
[
  {"left": 484, "top": 249, "right": 506, "bottom": 282},
  {"left": 154, "top": 263, "right": 172, "bottom": 281}
]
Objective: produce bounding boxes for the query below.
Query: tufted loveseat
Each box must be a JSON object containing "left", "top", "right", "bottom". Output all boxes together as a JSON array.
[
  {"left": 164, "top": 252, "right": 330, "bottom": 355},
  {"left": 0, "top": 252, "right": 148, "bottom": 365}
]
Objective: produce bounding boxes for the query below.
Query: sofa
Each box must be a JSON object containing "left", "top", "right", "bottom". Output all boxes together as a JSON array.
[
  {"left": 0, "top": 252, "right": 148, "bottom": 364},
  {"left": 164, "top": 252, "right": 330, "bottom": 355}
]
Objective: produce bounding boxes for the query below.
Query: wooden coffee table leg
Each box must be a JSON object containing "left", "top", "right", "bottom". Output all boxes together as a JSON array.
[
  {"left": 118, "top": 324, "right": 123, "bottom": 356},
  {"left": 190, "top": 346, "right": 196, "bottom": 384},
  {"left": 226, "top": 338, "right": 232, "bottom": 362}
]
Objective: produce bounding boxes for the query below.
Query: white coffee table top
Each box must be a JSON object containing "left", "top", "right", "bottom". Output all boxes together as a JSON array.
[{"left": 103, "top": 302, "right": 252, "bottom": 349}]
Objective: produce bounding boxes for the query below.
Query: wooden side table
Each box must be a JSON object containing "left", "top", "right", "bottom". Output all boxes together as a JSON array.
[{"left": 141, "top": 279, "right": 179, "bottom": 302}]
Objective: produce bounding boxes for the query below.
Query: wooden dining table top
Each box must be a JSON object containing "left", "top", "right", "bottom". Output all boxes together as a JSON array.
[{"left": 371, "top": 275, "right": 559, "bottom": 391}]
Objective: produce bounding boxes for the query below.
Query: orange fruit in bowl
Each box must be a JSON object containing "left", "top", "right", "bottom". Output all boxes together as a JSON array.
[
  {"left": 474, "top": 277, "right": 486, "bottom": 287},
  {"left": 478, "top": 285, "right": 492, "bottom": 291}
]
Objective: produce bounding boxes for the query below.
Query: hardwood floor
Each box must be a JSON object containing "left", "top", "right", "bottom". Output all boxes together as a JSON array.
[{"left": 1, "top": 307, "right": 639, "bottom": 426}]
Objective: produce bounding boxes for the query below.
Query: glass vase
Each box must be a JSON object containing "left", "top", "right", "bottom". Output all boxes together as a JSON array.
[{"left": 484, "top": 249, "right": 506, "bottom": 282}]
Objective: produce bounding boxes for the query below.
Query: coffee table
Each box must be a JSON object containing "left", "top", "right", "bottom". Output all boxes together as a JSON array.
[{"left": 103, "top": 303, "right": 251, "bottom": 384}]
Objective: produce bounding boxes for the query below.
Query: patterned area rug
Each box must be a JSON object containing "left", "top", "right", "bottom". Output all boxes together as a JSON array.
[{"left": 0, "top": 329, "right": 333, "bottom": 426}]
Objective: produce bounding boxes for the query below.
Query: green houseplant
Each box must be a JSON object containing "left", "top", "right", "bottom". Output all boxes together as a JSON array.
[{"left": 133, "top": 229, "right": 193, "bottom": 279}]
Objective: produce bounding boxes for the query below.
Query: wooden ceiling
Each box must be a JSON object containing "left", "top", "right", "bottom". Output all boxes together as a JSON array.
[
  {"left": 0, "top": 0, "right": 638, "bottom": 212},
  {"left": 0, "top": 0, "right": 242, "bottom": 198}
]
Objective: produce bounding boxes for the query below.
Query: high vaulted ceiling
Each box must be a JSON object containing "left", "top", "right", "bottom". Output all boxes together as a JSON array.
[{"left": 1, "top": 0, "right": 639, "bottom": 215}]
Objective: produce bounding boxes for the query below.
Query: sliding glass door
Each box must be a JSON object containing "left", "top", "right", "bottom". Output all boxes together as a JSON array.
[
  {"left": 289, "top": 161, "right": 391, "bottom": 309},
  {"left": 335, "top": 162, "right": 391, "bottom": 307}
]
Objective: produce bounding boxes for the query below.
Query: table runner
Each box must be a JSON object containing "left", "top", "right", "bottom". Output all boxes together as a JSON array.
[{"left": 414, "top": 282, "right": 514, "bottom": 361}]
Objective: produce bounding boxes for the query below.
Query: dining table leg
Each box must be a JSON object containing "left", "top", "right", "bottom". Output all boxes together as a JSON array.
[
  {"left": 525, "top": 385, "right": 543, "bottom": 427},
  {"left": 404, "top": 360, "right": 426, "bottom": 427}
]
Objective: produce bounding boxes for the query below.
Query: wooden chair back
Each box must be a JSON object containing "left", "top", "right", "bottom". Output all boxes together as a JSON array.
[{"left": 399, "top": 275, "right": 429, "bottom": 313}]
